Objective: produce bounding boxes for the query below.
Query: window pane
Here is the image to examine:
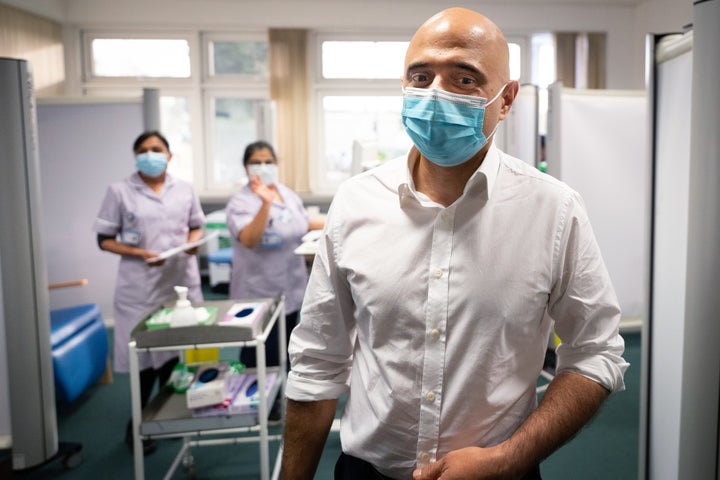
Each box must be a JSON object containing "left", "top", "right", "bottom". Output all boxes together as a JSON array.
[
  {"left": 91, "top": 38, "right": 191, "bottom": 78},
  {"left": 210, "top": 40, "right": 268, "bottom": 76},
  {"left": 212, "top": 98, "right": 271, "bottom": 185},
  {"left": 161, "top": 96, "right": 194, "bottom": 182},
  {"left": 322, "top": 95, "right": 412, "bottom": 183},
  {"left": 509, "top": 42, "right": 521, "bottom": 81},
  {"left": 322, "top": 41, "right": 408, "bottom": 79}
]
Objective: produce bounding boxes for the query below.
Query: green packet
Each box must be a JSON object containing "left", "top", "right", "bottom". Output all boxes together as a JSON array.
[
  {"left": 168, "top": 360, "right": 246, "bottom": 394},
  {"left": 145, "top": 306, "right": 218, "bottom": 330}
]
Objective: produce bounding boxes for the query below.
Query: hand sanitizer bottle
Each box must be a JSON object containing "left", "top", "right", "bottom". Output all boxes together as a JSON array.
[{"left": 170, "top": 285, "right": 197, "bottom": 327}]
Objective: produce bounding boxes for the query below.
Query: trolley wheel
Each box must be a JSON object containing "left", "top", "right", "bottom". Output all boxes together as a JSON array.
[
  {"left": 62, "top": 450, "right": 83, "bottom": 469},
  {"left": 185, "top": 466, "right": 197, "bottom": 479},
  {"left": 58, "top": 441, "right": 83, "bottom": 469}
]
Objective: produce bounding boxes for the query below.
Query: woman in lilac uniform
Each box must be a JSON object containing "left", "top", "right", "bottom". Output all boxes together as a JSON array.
[
  {"left": 93, "top": 131, "right": 205, "bottom": 453},
  {"left": 226, "top": 141, "right": 323, "bottom": 371}
]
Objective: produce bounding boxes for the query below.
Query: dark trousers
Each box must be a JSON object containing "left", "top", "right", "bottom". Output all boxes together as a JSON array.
[{"left": 334, "top": 452, "right": 542, "bottom": 480}]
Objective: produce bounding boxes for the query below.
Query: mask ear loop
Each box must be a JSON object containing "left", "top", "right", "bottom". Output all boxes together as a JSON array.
[
  {"left": 485, "top": 82, "right": 509, "bottom": 107},
  {"left": 484, "top": 82, "right": 512, "bottom": 142}
]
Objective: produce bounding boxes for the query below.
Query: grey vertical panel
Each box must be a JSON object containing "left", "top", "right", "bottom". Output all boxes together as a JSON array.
[
  {"left": 544, "top": 82, "right": 563, "bottom": 179},
  {"left": 645, "top": 34, "right": 693, "bottom": 480},
  {"left": 143, "top": 87, "right": 161, "bottom": 131},
  {"left": 679, "top": 0, "right": 720, "bottom": 478},
  {"left": 0, "top": 58, "right": 58, "bottom": 469},
  {"left": 0, "top": 253, "right": 9, "bottom": 448}
]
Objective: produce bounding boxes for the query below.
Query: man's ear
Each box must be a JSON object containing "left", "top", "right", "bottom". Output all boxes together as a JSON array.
[{"left": 499, "top": 80, "right": 520, "bottom": 120}]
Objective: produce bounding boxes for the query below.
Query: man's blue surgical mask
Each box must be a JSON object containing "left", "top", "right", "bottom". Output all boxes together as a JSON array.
[
  {"left": 401, "top": 85, "right": 507, "bottom": 167},
  {"left": 135, "top": 151, "right": 168, "bottom": 177}
]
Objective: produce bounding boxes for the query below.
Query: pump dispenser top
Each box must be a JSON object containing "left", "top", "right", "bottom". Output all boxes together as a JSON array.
[{"left": 170, "top": 285, "right": 197, "bottom": 327}]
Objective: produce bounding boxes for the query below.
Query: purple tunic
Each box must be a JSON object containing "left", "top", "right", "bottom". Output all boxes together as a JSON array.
[
  {"left": 225, "top": 183, "right": 309, "bottom": 314},
  {"left": 94, "top": 173, "right": 204, "bottom": 372}
]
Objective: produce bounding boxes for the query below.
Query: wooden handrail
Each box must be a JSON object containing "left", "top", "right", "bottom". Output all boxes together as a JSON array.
[{"left": 48, "top": 278, "right": 88, "bottom": 290}]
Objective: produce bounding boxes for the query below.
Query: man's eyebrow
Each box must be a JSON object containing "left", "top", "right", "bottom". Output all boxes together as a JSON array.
[
  {"left": 406, "top": 61, "right": 488, "bottom": 83},
  {"left": 406, "top": 61, "right": 429, "bottom": 73}
]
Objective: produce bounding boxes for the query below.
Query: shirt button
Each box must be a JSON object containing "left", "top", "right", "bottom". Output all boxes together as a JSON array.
[
  {"left": 426, "top": 391, "right": 436, "bottom": 402},
  {"left": 430, "top": 329, "right": 441, "bottom": 340},
  {"left": 434, "top": 268, "right": 443, "bottom": 278},
  {"left": 420, "top": 452, "right": 431, "bottom": 462}
]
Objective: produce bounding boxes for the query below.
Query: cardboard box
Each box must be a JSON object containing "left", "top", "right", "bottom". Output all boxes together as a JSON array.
[
  {"left": 219, "top": 302, "right": 268, "bottom": 336},
  {"left": 186, "top": 363, "right": 234, "bottom": 409}
]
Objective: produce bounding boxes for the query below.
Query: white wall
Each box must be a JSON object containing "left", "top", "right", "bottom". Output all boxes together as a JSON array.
[{"left": 37, "top": 99, "right": 144, "bottom": 321}]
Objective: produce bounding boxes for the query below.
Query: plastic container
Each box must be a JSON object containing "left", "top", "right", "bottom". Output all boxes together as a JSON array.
[{"left": 170, "top": 286, "right": 198, "bottom": 328}]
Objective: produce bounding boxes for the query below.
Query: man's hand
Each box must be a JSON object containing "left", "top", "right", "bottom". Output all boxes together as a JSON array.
[
  {"left": 412, "top": 446, "right": 514, "bottom": 480},
  {"left": 414, "top": 372, "right": 608, "bottom": 480}
]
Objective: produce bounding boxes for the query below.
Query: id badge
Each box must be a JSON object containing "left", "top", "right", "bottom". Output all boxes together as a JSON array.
[
  {"left": 261, "top": 231, "right": 282, "bottom": 248},
  {"left": 121, "top": 229, "right": 141, "bottom": 246},
  {"left": 278, "top": 209, "right": 292, "bottom": 224}
]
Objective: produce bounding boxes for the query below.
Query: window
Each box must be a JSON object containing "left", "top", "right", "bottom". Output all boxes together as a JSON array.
[
  {"left": 531, "top": 33, "right": 556, "bottom": 135},
  {"left": 321, "top": 95, "right": 411, "bottom": 183},
  {"left": 85, "top": 35, "right": 192, "bottom": 79},
  {"left": 204, "top": 34, "right": 269, "bottom": 79},
  {"left": 160, "top": 96, "right": 194, "bottom": 182},
  {"left": 205, "top": 95, "right": 274, "bottom": 187},
  {"left": 321, "top": 41, "right": 407, "bottom": 79}
]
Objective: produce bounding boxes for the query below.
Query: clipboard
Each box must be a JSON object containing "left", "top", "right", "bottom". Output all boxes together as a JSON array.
[{"left": 146, "top": 230, "right": 220, "bottom": 263}]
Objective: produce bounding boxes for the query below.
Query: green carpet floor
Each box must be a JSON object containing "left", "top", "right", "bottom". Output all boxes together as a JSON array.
[{"left": 1, "top": 283, "right": 641, "bottom": 479}]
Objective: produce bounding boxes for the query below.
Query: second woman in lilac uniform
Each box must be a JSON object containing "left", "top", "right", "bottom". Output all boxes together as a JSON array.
[{"left": 225, "top": 141, "right": 323, "bottom": 374}]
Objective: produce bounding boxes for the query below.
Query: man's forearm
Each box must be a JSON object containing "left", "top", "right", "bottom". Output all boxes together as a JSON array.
[
  {"left": 281, "top": 398, "right": 338, "bottom": 480},
  {"left": 502, "top": 371, "right": 609, "bottom": 475}
]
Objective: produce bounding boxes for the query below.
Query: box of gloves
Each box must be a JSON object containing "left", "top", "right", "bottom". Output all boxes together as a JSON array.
[
  {"left": 191, "top": 371, "right": 279, "bottom": 418},
  {"left": 185, "top": 361, "right": 245, "bottom": 409}
]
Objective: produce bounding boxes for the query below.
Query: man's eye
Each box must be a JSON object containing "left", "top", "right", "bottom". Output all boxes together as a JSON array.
[{"left": 409, "top": 73, "right": 430, "bottom": 83}]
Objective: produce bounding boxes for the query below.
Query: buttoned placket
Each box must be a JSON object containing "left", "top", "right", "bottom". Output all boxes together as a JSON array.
[{"left": 416, "top": 206, "right": 455, "bottom": 467}]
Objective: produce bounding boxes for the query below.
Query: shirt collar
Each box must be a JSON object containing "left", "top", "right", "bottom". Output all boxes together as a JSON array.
[
  {"left": 394, "top": 143, "right": 502, "bottom": 207},
  {"left": 130, "top": 171, "right": 174, "bottom": 190}
]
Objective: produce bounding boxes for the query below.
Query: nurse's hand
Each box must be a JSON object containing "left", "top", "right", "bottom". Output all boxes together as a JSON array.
[
  {"left": 249, "top": 174, "right": 277, "bottom": 206},
  {"left": 142, "top": 250, "right": 165, "bottom": 267},
  {"left": 184, "top": 246, "right": 199, "bottom": 255}
]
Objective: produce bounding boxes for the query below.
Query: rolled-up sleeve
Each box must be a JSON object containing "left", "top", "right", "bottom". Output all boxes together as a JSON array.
[
  {"left": 548, "top": 192, "right": 629, "bottom": 393},
  {"left": 93, "top": 186, "right": 121, "bottom": 236},
  {"left": 225, "top": 192, "right": 256, "bottom": 240},
  {"left": 188, "top": 190, "right": 205, "bottom": 229},
  {"left": 286, "top": 203, "right": 354, "bottom": 401}
]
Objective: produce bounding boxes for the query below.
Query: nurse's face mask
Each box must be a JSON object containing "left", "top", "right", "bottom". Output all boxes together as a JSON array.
[
  {"left": 247, "top": 163, "right": 279, "bottom": 186},
  {"left": 135, "top": 151, "right": 168, "bottom": 178},
  {"left": 401, "top": 84, "right": 507, "bottom": 167}
]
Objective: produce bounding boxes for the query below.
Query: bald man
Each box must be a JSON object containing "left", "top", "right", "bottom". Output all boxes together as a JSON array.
[{"left": 281, "top": 8, "right": 628, "bottom": 480}]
